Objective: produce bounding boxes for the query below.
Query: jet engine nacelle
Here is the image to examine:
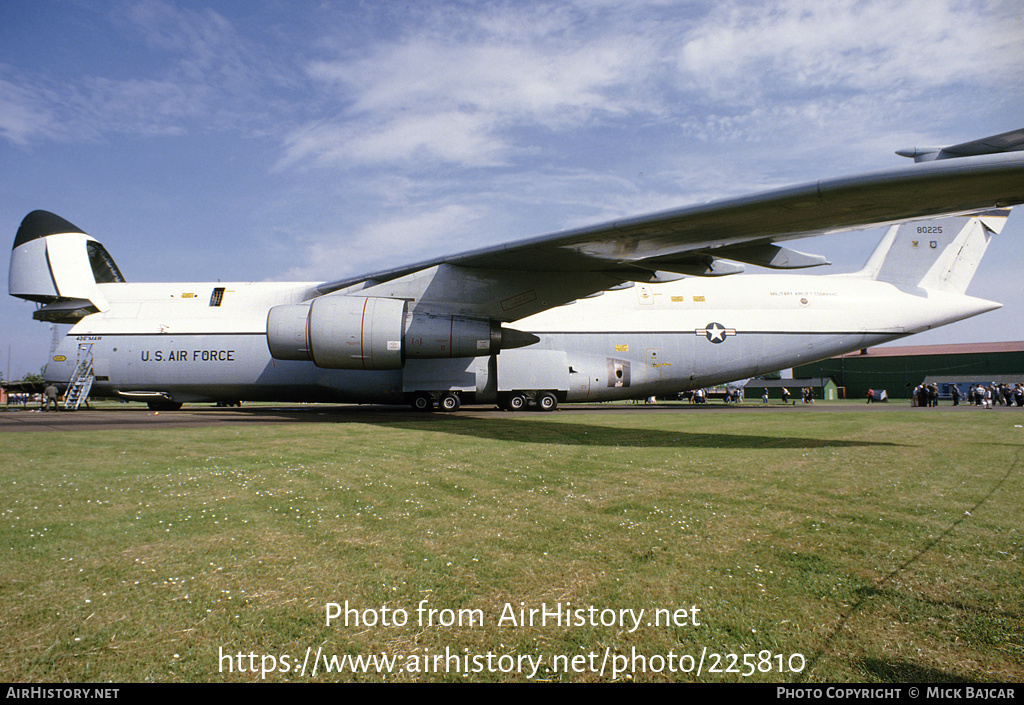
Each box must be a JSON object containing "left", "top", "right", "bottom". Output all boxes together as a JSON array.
[{"left": 266, "top": 296, "right": 503, "bottom": 370}]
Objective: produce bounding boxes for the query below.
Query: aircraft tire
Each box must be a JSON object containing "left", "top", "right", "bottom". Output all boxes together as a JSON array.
[
  {"left": 439, "top": 393, "right": 461, "bottom": 412},
  {"left": 506, "top": 393, "right": 528, "bottom": 411},
  {"left": 411, "top": 393, "right": 434, "bottom": 412},
  {"left": 536, "top": 391, "right": 558, "bottom": 412}
]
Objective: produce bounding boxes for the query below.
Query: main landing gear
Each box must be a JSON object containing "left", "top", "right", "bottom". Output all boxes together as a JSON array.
[
  {"left": 409, "top": 390, "right": 560, "bottom": 413},
  {"left": 497, "top": 391, "right": 559, "bottom": 412},
  {"left": 410, "top": 391, "right": 461, "bottom": 412}
]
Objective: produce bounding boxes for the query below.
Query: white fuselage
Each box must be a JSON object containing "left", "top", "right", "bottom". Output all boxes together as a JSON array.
[{"left": 44, "top": 272, "right": 998, "bottom": 405}]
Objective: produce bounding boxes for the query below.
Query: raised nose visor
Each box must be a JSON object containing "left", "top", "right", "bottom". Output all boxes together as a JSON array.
[
  {"left": 10, "top": 211, "right": 125, "bottom": 322},
  {"left": 267, "top": 296, "right": 539, "bottom": 370}
]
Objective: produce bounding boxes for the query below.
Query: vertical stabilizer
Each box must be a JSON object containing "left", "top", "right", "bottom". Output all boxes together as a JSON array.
[{"left": 854, "top": 209, "right": 1011, "bottom": 294}]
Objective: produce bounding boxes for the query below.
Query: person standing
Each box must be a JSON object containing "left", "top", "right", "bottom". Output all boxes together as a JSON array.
[{"left": 43, "top": 384, "right": 60, "bottom": 412}]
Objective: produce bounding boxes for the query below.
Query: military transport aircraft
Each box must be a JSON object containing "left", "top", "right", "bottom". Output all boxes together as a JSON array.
[{"left": 9, "top": 128, "right": 1024, "bottom": 411}]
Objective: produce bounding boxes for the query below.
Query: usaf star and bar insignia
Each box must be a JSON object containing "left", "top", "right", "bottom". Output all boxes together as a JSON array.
[{"left": 696, "top": 322, "right": 737, "bottom": 344}]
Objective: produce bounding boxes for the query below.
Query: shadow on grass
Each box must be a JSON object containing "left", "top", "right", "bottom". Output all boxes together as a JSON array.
[
  {"left": 382, "top": 419, "right": 901, "bottom": 449},
  {"left": 859, "top": 658, "right": 991, "bottom": 684},
  {"left": 3, "top": 405, "right": 902, "bottom": 450}
]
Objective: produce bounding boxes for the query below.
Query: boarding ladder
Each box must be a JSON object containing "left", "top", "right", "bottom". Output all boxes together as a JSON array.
[{"left": 64, "top": 344, "right": 94, "bottom": 410}]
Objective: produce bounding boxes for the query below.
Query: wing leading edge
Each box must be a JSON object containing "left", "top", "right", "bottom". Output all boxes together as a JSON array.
[{"left": 316, "top": 130, "right": 1024, "bottom": 322}]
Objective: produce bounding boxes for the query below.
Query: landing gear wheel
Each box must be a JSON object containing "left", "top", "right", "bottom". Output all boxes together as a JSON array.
[
  {"left": 536, "top": 391, "right": 558, "bottom": 412},
  {"left": 506, "top": 393, "right": 528, "bottom": 412},
  {"left": 439, "top": 393, "right": 461, "bottom": 412},
  {"left": 411, "top": 393, "right": 434, "bottom": 412}
]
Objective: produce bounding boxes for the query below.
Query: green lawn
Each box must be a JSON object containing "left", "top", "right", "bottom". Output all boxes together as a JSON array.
[{"left": 1, "top": 408, "right": 1021, "bottom": 681}]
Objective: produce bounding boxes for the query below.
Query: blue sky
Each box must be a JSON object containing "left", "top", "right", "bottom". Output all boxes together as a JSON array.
[{"left": 2, "top": 0, "right": 1023, "bottom": 379}]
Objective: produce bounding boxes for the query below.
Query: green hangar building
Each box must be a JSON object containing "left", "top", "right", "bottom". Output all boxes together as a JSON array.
[{"left": 792, "top": 341, "right": 1024, "bottom": 402}]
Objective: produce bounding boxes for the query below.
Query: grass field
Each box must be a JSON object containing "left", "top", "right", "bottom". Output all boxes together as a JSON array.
[{"left": 1, "top": 406, "right": 1022, "bottom": 682}]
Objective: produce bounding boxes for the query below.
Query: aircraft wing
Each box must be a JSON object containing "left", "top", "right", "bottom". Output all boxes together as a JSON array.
[{"left": 317, "top": 129, "right": 1024, "bottom": 322}]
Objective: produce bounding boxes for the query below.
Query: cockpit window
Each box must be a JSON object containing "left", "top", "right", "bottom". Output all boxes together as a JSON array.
[{"left": 87, "top": 241, "right": 126, "bottom": 283}]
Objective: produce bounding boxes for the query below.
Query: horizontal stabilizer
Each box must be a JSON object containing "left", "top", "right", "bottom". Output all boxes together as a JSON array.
[{"left": 896, "top": 127, "right": 1024, "bottom": 162}]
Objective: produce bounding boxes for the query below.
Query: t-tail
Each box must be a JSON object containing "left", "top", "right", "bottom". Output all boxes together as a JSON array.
[
  {"left": 8, "top": 210, "right": 125, "bottom": 323},
  {"left": 852, "top": 208, "right": 1012, "bottom": 295}
]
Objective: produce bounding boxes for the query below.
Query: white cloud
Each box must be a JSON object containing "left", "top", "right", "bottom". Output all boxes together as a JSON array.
[
  {"left": 674, "top": 0, "right": 1024, "bottom": 101},
  {"left": 309, "top": 38, "right": 651, "bottom": 122},
  {"left": 280, "top": 0, "right": 1023, "bottom": 173},
  {"left": 285, "top": 9, "right": 663, "bottom": 169},
  {"left": 0, "top": 1, "right": 288, "bottom": 146},
  {"left": 280, "top": 111, "right": 508, "bottom": 169},
  {"left": 5, "top": 0, "right": 1019, "bottom": 165},
  {"left": 281, "top": 203, "right": 486, "bottom": 282},
  {"left": 0, "top": 73, "right": 65, "bottom": 144}
]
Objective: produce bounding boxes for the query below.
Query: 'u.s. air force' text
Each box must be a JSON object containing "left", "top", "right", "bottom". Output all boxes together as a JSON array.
[{"left": 140, "top": 350, "right": 235, "bottom": 362}]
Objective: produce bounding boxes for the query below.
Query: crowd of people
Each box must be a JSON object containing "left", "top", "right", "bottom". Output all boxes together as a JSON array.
[
  {"left": 908, "top": 382, "right": 1024, "bottom": 408},
  {"left": 687, "top": 386, "right": 805, "bottom": 404},
  {"left": 910, "top": 383, "right": 940, "bottom": 407},
  {"left": 962, "top": 383, "right": 1024, "bottom": 408}
]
